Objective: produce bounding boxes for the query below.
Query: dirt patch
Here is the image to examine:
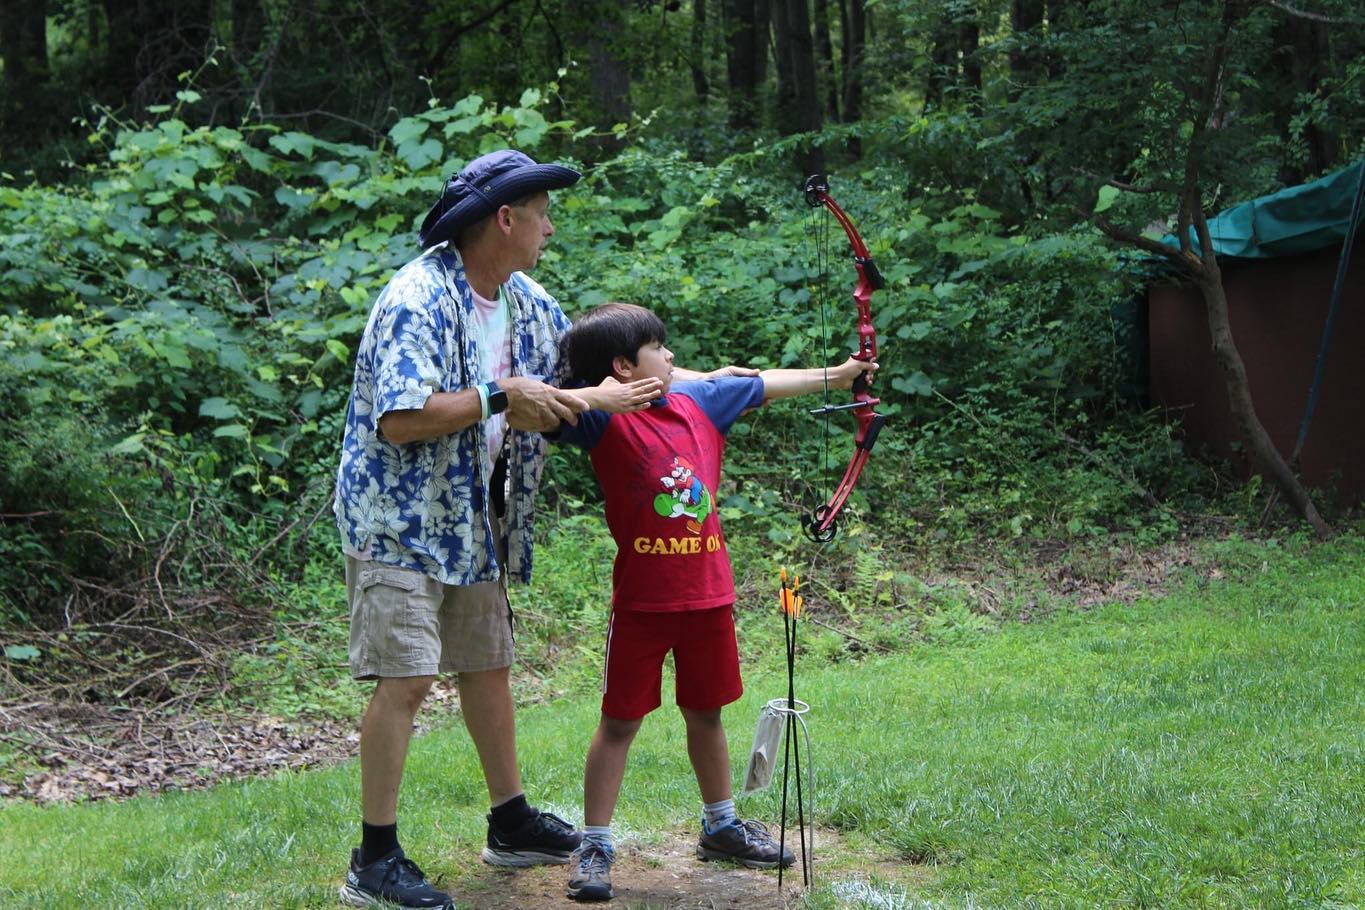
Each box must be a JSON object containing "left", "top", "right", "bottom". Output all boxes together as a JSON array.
[
  {"left": 0, "top": 678, "right": 470, "bottom": 803},
  {"left": 451, "top": 828, "right": 875, "bottom": 910},
  {"left": 0, "top": 706, "right": 362, "bottom": 803}
]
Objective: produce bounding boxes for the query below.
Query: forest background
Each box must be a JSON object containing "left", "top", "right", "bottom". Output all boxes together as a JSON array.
[{"left": 1, "top": 0, "right": 1363, "bottom": 818}]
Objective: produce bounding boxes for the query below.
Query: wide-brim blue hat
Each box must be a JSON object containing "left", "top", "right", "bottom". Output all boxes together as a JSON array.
[{"left": 419, "top": 149, "right": 581, "bottom": 249}]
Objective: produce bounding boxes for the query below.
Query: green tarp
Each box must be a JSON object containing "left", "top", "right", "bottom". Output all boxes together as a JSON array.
[{"left": 1164, "top": 159, "right": 1364, "bottom": 258}]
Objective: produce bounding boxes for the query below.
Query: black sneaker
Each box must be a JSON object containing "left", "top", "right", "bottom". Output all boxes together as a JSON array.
[
  {"left": 481, "top": 808, "right": 583, "bottom": 867},
  {"left": 566, "top": 842, "right": 615, "bottom": 902},
  {"left": 696, "top": 818, "right": 796, "bottom": 869},
  {"left": 339, "top": 847, "right": 455, "bottom": 909}
]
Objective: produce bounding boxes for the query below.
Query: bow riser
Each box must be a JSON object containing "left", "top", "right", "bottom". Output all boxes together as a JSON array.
[{"left": 851, "top": 268, "right": 878, "bottom": 395}]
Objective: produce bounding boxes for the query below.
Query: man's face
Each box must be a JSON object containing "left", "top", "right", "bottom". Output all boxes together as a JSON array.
[{"left": 506, "top": 191, "right": 555, "bottom": 270}]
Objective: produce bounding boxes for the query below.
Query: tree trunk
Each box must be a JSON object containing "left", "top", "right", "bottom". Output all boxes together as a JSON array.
[
  {"left": 1195, "top": 259, "right": 1329, "bottom": 535},
  {"left": 0, "top": 0, "right": 50, "bottom": 89},
  {"left": 0, "top": 0, "right": 49, "bottom": 148},
  {"left": 813, "top": 0, "right": 839, "bottom": 121},
  {"left": 86, "top": 0, "right": 101, "bottom": 62},
  {"left": 771, "top": 0, "right": 798, "bottom": 134},
  {"left": 959, "top": 14, "right": 981, "bottom": 114},
  {"left": 926, "top": 6, "right": 980, "bottom": 113},
  {"left": 1009, "top": 0, "right": 1045, "bottom": 101},
  {"left": 1097, "top": 200, "right": 1331, "bottom": 536},
  {"left": 587, "top": 32, "right": 632, "bottom": 137},
  {"left": 231, "top": 0, "right": 264, "bottom": 62},
  {"left": 841, "top": 0, "right": 868, "bottom": 156},
  {"left": 722, "top": 0, "right": 767, "bottom": 128},
  {"left": 925, "top": 17, "right": 955, "bottom": 108},
  {"left": 753, "top": 0, "right": 770, "bottom": 88},
  {"left": 692, "top": 0, "right": 710, "bottom": 104},
  {"left": 572, "top": 0, "right": 633, "bottom": 156},
  {"left": 1273, "top": 11, "right": 1334, "bottom": 183},
  {"left": 771, "top": 0, "right": 824, "bottom": 174},
  {"left": 1189, "top": 3, "right": 1323, "bottom": 534}
]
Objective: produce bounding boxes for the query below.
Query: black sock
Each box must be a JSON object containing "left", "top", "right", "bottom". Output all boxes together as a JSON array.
[
  {"left": 361, "top": 821, "right": 400, "bottom": 865},
  {"left": 489, "top": 793, "right": 533, "bottom": 831}
]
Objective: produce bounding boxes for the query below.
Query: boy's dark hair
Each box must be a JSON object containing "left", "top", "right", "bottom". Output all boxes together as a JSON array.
[{"left": 563, "top": 303, "right": 668, "bottom": 387}]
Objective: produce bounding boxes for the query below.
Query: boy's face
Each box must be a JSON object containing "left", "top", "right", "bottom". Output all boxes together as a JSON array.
[{"left": 616, "top": 339, "right": 674, "bottom": 392}]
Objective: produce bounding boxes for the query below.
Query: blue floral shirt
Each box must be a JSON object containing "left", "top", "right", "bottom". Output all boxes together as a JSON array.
[{"left": 334, "top": 245, "right": 571, "bottom": 586}]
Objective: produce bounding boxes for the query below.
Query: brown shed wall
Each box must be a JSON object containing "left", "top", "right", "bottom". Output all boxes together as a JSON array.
[{"left": 1147, "top": 243, "right": 1365, "bottom": 502}]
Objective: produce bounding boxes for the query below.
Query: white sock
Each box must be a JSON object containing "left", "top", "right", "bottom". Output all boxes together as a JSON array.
[
  {"left": 702, "top": 798, "right": 737, "bottom": 833},
  {"left": 583, "top": 825, "right": 615, "bottom": 854}
]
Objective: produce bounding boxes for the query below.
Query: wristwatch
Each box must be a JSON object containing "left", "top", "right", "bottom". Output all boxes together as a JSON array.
[{"left": 484, "top": 380, "right": 508, "bottom": 416}]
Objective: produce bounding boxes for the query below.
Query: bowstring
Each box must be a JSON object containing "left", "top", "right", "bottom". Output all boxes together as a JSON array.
[{"left": 806, "top": 201, "right": 833, "bottom": 516}]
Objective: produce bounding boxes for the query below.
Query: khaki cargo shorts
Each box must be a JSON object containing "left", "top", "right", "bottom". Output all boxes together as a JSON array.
[{"left": 345, "top": 524, "right": 513, "bottom": 679}]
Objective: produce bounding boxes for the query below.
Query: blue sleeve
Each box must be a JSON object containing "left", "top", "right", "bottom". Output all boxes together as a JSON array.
[
  {"left": 673, "top": 377, "right": 766, "bottom": 434},
  {"left": 546, "top": 408, "right": 612, "bottom": 450}
]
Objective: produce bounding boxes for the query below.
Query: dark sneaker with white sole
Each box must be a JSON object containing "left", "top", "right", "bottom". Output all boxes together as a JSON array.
[
  {"left": 339, "top": 847, "right": 455, "bottom": 909},
  {"left": 481, "top": 808, "right": 583, "bottom": 866},
  {"left": 566, "top": 842, "right": 615, "bottom": 901},
  {"left": 696, "top": 818, "right": 796, "bottom": 869}
]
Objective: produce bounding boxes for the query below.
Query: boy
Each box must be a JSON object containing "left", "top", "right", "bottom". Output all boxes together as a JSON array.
[{"left": 550, "top": 302, "right": 876, "bottom": 901}]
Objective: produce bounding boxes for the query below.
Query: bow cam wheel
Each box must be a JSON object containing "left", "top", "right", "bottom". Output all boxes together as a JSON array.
[{"left": 803, "top": 507, "right": 839, "bottom": 543}]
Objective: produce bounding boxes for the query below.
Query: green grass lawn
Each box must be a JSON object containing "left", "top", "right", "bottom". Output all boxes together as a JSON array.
[{"left": 2, "top": 533, "right": 1361, "bottom": 908}]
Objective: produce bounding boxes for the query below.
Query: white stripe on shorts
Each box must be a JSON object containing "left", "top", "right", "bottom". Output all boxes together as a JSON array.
[{"left": 602, "top": 611, "right": 616, "bottom": 695}]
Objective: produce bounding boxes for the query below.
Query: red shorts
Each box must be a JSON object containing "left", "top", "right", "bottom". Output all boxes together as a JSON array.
[{"left": 602, "top": 606, "right": 743, "bottom": 721}]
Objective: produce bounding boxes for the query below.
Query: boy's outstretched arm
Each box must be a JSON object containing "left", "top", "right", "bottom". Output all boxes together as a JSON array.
[{"left": 759, "top": 356, "right": 879, "bottom": 401}]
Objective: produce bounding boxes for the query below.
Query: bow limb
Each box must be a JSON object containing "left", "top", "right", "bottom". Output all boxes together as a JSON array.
[{"left": 802, "top": 174, "right": 888, "bottom": 543}]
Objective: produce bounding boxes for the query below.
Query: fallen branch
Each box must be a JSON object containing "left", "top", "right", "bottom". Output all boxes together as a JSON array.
[{"left": 803, "top": 614, "right": 893, "bottom": 654}]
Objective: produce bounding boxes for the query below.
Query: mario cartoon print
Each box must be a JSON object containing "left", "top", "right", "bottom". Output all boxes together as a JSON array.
[{"left": 655, "top": 455, "right": 712, "bottom": 535}]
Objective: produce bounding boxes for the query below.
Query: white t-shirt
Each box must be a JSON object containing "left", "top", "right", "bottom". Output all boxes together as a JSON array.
[{"left": 469, "top": 284, "right": 512, "bottom": 467}]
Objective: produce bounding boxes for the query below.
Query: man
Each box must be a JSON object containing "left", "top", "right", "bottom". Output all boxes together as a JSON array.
[{"left": 334, "top": 149, "right": 651, "bottom": 909}]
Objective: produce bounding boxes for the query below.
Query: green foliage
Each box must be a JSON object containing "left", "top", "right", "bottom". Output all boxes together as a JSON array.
[
  {"left": 0, "top": 63, "right": 1289, "bottom": 627},
  {"left": 228, "top": 622, "right": 359, "bottom": 719},
  {"left": 0, "top": 347, "right": 170, "bottom": 621},
  {"left": 512, "top": 514, "right": 618, "bottom": 694},
  {"left": 989, "top": 0, "right": 1364, "bottom": 230}
]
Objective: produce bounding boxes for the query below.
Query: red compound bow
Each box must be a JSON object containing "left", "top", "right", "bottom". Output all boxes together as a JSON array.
[{"left": 802, "top": 174, "right": 887, "bottom": 543}]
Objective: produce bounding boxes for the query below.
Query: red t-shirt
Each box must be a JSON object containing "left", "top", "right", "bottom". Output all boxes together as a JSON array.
[{"left": 553, "top": 377, "right": 766, "bottom": 612}]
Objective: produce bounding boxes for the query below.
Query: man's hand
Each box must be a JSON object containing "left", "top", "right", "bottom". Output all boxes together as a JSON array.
[
  {"left": 569, "top": 376, "right": 664, "bottom": 414},
  {"left": 671, "top": 364, "right": 761, "bottom": 381},
  {"left": 702, "top": 365, "right": 761, "bottom": 379},
  {"left": 502, "top": 375, "right": 590, "bottom": 431}
]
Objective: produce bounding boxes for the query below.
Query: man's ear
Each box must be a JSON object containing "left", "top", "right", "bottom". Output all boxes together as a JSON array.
[
  {"left": 611, "top": 355, "right": 635, "bottom": 381},
  {"left": 495, "top": 204, "right": 515, "bottom": 236}
]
